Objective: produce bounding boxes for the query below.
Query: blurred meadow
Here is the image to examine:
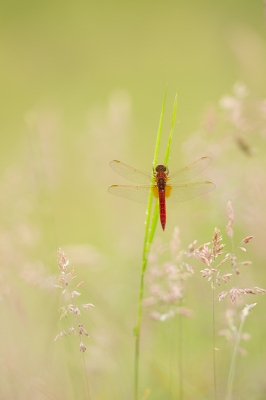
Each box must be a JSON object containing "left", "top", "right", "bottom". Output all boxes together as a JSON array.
[{"left": 1, "top": 1, "right": 266, "bottom": 399}]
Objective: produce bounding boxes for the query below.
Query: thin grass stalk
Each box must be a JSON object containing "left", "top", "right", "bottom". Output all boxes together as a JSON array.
[
  {"left": 226, "top": 319, "right": 243, "bottom": 400},
  {"left": 134, "top": 89, "right": 167, "bottom": 400},
  {"left": 226, "top": 304, "right": 256, "bottom": 400},
  {"left": 226, "top": 204, "right": 240, "bottom": 399},
  {"left": 134, "top": 91, "right": 178, "bottom": 400},
  {"left": 178, "top": 298, "right": 183, "bottom": 400},
  {"left": 212, "top": 276, "right": 217, "bottom": 400},
  {"left": 146, "top": 93, "right": 178, "bottom": 248},
  {"left": 164, "top": 92, "right": 178, "bottom": 166},
  {"left": 229, "top": 230, "right": 239, "bottom": 398},
  {"left": 81, "top": 353, "right": 91, "bottom": 400}
]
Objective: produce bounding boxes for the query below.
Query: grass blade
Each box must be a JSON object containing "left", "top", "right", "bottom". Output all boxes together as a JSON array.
[
  {"left": 134, "top": 88, "right": 167, "bottom": 400},
  {"left": 134, "top": 90, "right": 178, "bottom": 400}
]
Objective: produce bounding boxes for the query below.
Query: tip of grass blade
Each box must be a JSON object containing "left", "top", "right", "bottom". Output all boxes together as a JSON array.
[
  {"left": 153, "top": 87, "right": 167, "bottom": 169},
  {"left": 164, "top": 92, "right": 178, "bottom": 166}
]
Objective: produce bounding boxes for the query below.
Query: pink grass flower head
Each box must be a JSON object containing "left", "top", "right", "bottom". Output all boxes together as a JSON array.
[
  {"left": 54, "top": 248, "right": 94, "bottom": 352},
  {"left": 144, "top": 227, "right": 194, "bottom": 321}
]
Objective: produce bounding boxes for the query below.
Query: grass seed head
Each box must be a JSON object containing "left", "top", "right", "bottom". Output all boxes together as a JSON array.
[{"left": 242, "top": 236, "right": 253, "bottom": 244}]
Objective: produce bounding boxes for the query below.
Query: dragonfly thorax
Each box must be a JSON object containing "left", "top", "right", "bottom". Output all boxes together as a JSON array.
[{"left": 157, "top": 176, "right": 166, "bottom": 191}]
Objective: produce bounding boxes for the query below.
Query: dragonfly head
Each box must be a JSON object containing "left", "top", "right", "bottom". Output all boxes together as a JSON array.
[
  {"left": 154, "top": 164, "right": 169, "bottom": 176},
  {"left": 155, "top": 164, "right": 168, "bottom": 173}
]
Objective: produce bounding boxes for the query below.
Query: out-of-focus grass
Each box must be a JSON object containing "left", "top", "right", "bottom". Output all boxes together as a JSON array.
[{"left": 0, "top": 1, "right": 266, "bottom": 399}]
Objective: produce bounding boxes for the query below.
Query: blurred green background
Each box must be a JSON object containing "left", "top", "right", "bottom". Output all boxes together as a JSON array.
[{"left": 1, "top": 1, "right": 266, "bottom": 399}]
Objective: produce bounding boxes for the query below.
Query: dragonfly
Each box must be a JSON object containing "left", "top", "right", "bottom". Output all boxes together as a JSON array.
[{"left": 108, "top": 157, "right": 215, "bottom": 231}]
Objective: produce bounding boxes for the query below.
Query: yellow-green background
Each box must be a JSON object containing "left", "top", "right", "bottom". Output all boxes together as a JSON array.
[{"left": 1, "top": 1, "right": 266, "bottom": 399}]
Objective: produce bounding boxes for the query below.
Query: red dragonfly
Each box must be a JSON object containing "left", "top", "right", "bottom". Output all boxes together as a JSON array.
[{"left": 108, "top": 157, "right": 215, "bottom": 230}]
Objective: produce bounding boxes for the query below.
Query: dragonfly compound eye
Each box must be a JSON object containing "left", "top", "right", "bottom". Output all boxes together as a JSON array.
[{"left": 156, "top": 164, "right": 167, "bottom": 172}]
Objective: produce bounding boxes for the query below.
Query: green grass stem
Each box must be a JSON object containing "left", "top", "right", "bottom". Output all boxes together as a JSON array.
[
  {"left": 164, "top": 92, "right": 178, "bottom": 166},
  {"left": 134, "top": 90, "right": 178, "bottom": 400},
  {"left": 212, "top": 277, "right": 217, "bottom": 400},
  {"left": 226, "top": 303, "right": 257, "bottom": 400}
]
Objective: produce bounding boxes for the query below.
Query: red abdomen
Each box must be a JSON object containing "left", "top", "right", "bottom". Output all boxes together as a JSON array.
[
  {"left": 158, "top": 189, "right": 166, "bottom": 231},
  {"left": 156, "top": 170, "right": 167, "bottom": 231}
]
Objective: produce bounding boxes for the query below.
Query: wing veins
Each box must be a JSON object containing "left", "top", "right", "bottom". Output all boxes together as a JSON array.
[
  {"left": 166, "top": 181, "right": 216, "bottom": 203},
  {"left": 108, "top": 184, "right": 155, "bottom": 203},
  {"left": 168, "top": 156, "right": 212, "bottom": 183},
  {"left": 109, "top": 160, "right": 152, "bottom": 184}
]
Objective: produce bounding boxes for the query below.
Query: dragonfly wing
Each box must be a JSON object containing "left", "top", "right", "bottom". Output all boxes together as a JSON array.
[
  {"left": 109, "top": 160, "right": 152, "bottom": 184},
  {"left": 168, "top": 156, "right": 212, "bottom": 183},
  {"left": 166, "top": 181, "right": 216, "bottom": 203},
  {"left": 108, "top": 185, "right": 155, "bottom": 203}
]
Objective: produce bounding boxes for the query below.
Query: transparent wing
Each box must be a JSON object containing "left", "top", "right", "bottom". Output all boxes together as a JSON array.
[
  {"left": 166, "top": 181, "right": 216, "bottom": 203},
  {"left": 108, "top": 185, "right": 155, "bottom": 203},
  {"left": 109, "top": 160, "right": 152, "bottom": 184},
  {"left": 168, "top": 156, "right": 212, "bottom": 183}
]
